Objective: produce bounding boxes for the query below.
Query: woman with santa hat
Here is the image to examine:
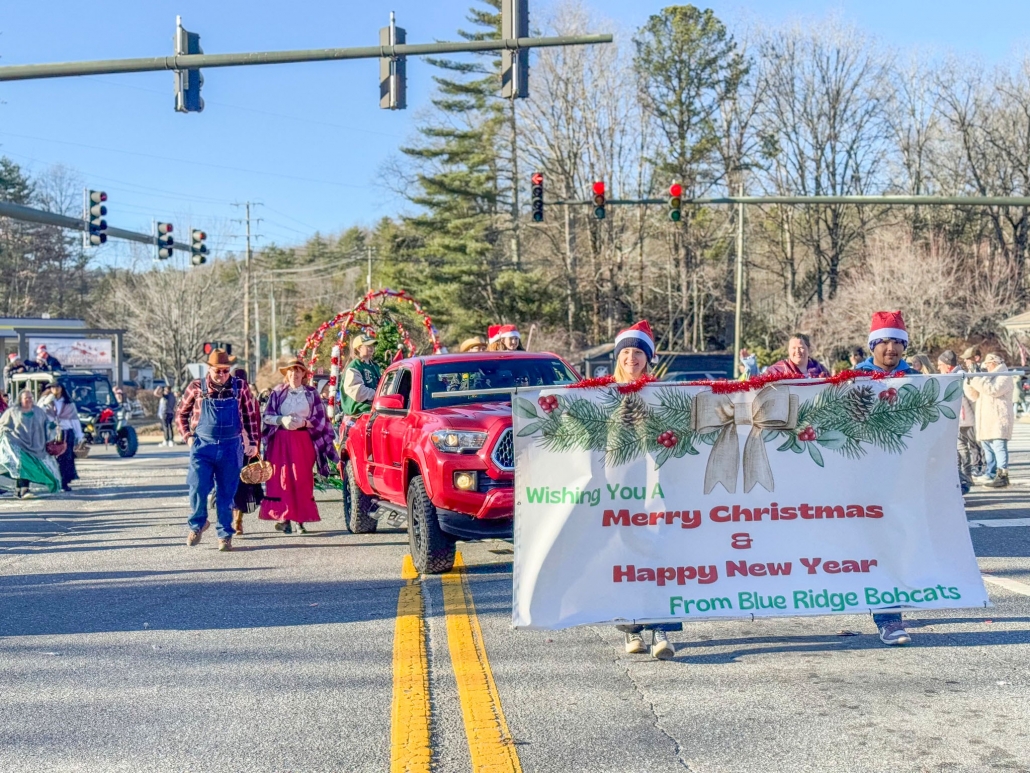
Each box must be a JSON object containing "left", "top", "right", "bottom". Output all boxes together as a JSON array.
[
  {"left": 610, "top": 320, "right": 681, "bottom": 660},
  {"left": 854, "top": 310, "right": 915, "bottom": 646},
  {"left": 486, "top": 324, "right": 524, "bottom": 352}
]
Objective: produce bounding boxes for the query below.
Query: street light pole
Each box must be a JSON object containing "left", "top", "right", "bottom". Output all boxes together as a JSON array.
[{"left": 733, "top": 181, "right": 745, "bottom": 377}]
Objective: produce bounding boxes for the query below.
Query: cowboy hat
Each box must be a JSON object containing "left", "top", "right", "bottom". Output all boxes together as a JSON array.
[
  {"left": 278, "top": 358, "right": 312, "bottom": 376},
  {"left": 205, "top": 348, "right": 237, "bottom": 367}
]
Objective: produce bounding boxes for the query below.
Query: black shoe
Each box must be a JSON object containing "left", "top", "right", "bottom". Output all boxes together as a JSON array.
[
  {"left": 61, "top": 484, "right": 72, "bottom": 492},
  {"left": 282, "top": 521, "right": 293, "bottom": 534}
]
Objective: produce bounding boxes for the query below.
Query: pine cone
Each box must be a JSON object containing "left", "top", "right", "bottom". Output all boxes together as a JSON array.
[
  {"left": 844, "top": 385, "right": 875, "bottom": 422},
  {"left": 616, "top": 393, "right": 650, "bottom": 429}
]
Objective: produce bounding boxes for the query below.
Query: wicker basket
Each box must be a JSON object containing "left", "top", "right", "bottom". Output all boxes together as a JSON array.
[{"left": 240, "top": 459, "right": 274, "bottom": 485}]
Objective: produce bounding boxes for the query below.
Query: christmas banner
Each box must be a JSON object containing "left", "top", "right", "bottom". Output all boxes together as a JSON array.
[{"left": 512, "top": 375, "right": 990, "bottom": 629}]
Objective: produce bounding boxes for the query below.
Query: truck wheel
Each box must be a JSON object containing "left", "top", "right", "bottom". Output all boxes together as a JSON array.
[
  {"left": 407, "top": 475, "right": 456, "bottom": 574},
  {"left": 116, "top": 427, "right": 138, "bottom": 457},
  {"left": 344, "top": 460, "right": 377, "bottom": 534}
]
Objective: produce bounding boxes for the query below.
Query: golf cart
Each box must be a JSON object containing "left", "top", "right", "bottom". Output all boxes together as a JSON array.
[{"left": 6, "top": 371, "right": 139, "bottom": 458}]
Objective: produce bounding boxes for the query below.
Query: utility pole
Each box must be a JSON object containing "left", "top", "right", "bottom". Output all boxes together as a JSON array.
[
  {"left": 733, "top": 180, "right": 745, "bottom": 376},
  {"left": 270, "top": 288, "right": 278, "bottom": 367},
  {"left": 254, "top": 292, "right": 261, "bottom": 377},
  {"left": 367, "top": 246, "right": 373, "bottom": 292},
  {"left": 232, "top": 201, "right": 262, "bottom": 379}
]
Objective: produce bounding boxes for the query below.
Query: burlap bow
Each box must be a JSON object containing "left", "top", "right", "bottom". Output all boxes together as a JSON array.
[{"left": 692, "top": 386, "right": 799, "bottom": 494}]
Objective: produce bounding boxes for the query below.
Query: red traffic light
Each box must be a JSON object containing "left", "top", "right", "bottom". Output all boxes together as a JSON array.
[
  {"left": 669, "top": 183, "right": 683, "bottom": 198},
  {"left": 203, "top": 342, "right": 214, "bottom": 355},
  {"left": 531, "top": 172, "right": 543, "bottom": 186},
  {"left": 592, "top": 180, "right": 605, "bottom": 196}
]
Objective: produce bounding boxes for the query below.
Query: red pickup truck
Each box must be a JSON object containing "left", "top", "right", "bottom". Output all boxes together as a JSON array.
[{"left": 338, "top": 351, "right": 579, "bottom": 574}]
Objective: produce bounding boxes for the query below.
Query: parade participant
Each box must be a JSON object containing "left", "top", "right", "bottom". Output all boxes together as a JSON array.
[
  {"left": 961, "top": 346, "right": 984, "bottom": 373},
  {"left": 231, "top": 368, "right": 263, "bottom": 535},
  {"left": 849, "top": 347, "right": 865, "bottom": 367},
  {"left": 486, "top": 325, "right": 524, "bottom": 352},
  {"left": 764, "top": 333, "right": 830, "bottom": 379},
  {"left": 30, "top": 345, "right": 63, "bottom": 372},
  {"left": 906, "top": 353, "right": 935, "bottom": 374},
  {"left": 854, "top": 310, "right": 914, "bottom": 646},
  {"left": 966, "top": 353, "right": 1015, "bottom": 489},
  {"left": 607, "top": 320, "right": 681, "bottom": 661},
  {"left": 340, "top": 335, "right": 382, "bottom": 418},
  {"left": 158, "top": 387, "right": 177, "bottom": 447},
  {"left": 459, "top": 336, "right": 488, "bottom": 353},
  {"left": 938, "top": 350, "right": 980, "bottom": 494},
  {"left": 0, "top": 390, "right": 60, "bottom": 498},
  {"left": 4, "top": 352, "right": 28, "bottom": 388},
  {"left": 38, "top": 383, "right": 83, "bottom": 492},
  {"left": 259, "top": 359, "right": 338, "bottom": 534},
  {"left": 176, "top": 349, "right": 260, "bottom": 552}
]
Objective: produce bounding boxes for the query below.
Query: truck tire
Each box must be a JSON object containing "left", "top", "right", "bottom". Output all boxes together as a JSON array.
[
  {"left": 407, "top": 475, "right": 456, "bottom": 574},
  {"left": 116, "top": 427, "right": 138, "bottom": 458},
  {"left": 344, "top": 460, "right": 377, "bottom": 534}
]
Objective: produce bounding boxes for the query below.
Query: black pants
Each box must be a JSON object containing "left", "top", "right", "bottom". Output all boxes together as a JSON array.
[
  {"left": 162, "top": 416, "right": 175, "bottom": 443},
  {"left": 56, "top": 442, "right": 78, "bottom": 487}
]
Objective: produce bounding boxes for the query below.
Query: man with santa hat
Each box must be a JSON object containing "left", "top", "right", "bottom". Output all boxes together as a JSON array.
[
  {"left": 854, "top": 310, "right": 915, "bottom": 645},
  {"left": 29, "top": 345, "right": 63, "bottom": 373}
]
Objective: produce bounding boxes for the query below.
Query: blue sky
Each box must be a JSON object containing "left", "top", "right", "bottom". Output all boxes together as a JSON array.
[{"left": 1, "top": 1, "right": 1028, "bottom": 266}]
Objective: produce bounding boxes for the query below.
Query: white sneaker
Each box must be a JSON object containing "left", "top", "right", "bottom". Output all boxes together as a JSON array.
[
  {"left": 623, "top": 632, "right": 646, "bottom": 654},
  {"left": 878, "top": 621, "right": 912, "bottom": 646},
  {"left": 650, "top": 629, "right": 675, "bottom": 660}
]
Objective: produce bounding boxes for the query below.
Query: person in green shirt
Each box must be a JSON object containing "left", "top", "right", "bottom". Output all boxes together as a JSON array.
[{"left": 340, "top": 335, "right": 382, "bottom": 417}]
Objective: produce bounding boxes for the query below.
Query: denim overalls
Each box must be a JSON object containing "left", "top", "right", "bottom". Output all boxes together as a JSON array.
[{"left": 187, "top": 379, "right": 244, "bottom": 538}]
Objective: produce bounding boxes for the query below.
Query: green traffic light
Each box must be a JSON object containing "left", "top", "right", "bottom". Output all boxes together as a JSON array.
[
  {"left": 532, "top": 212, "right": 543, "bottom": 222},
  {"left": 669, "top": 210, "right": 682, "bottom": 222},
  {"left": 594, "top": 207, "right": 606, "bottom": 220}
]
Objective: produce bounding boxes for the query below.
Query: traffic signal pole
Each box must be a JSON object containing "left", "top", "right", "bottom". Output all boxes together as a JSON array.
[{"left": 0, "top": 35, "right": 612, "bottom": 82}]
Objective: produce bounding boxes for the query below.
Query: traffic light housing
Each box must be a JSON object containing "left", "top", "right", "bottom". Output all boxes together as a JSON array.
[
  {"left": 157, "top": 222, "right": 174, "bottom": 260},
  {"left": 531, "top": 172, "right": 544, "bottom": 222},
  {"left": 202, "top": 342, "right": 232, "bottom": 356},
  {"left": 501, "top": 0, "right": 529, "bottom": 98},
  {"left": 86, "top": 190, "right": 108, "bottom": 246},
  {"left": 174, "top": 17, "right": 204, "bottom": 113},
  {"left": 379, "top": 13, "right": 407, "bottom": 110},
  {"left": 592, "top": 180, "right": 606, "bottom": 220},
  {"left": 190, "top": 229, "right": 208, "bottom": 266},
  {"left": 669, "top": 183, "right": 682, "bottom": 222}
]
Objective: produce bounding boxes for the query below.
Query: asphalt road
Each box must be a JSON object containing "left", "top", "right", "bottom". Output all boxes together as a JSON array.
[{"left": 2, "top": 427, "right": 1029, "bottom": 773}]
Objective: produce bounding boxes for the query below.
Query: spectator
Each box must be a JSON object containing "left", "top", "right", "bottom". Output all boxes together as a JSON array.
[
  {"left": 765, "top": 334, "right": 830, "bottom": 379},
  {"left": 966, "top": 353, "right": 1015, "bottom": 489},
  {"left": 906, "top": 353, "right": 935, "bottom": 374},
  {"left": 854, "top": 310, "right": 914, "bottom": 646},
  {"left": 849, "top": 347, "right": 865, "bottom": 367},
  {"left": 739, "top": 348, "right": 759, "bottom": 378},
  {"left": 158, "top": 387, "right": 177, "bottom": 447},
  {"left": 961, "top": 346, "right": 984, "bottom": 373},
  {"left": 938, "top": 350, "right": 982, "bottom": 494}
]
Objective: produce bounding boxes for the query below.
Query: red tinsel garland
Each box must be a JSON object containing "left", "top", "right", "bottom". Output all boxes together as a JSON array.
[{"left": 568, "top": 368, "right": 891, "bottom": 395}]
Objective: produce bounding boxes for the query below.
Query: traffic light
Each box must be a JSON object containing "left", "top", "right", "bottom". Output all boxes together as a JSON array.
[
  {"left": 157, "top": 222, "right": 174, "bottom": 260},
  {"left": 202, "top": 342, "right": 232, "bottom": 356},
  {"left": 669, "top": 183, "right": 682, "bottom": 222},
  {"left": 501, "top": 0, "right": 529, "bottom": 98},
  {"left": 86, "top": 190, "right": 108, "bottom": 246},
  {"left": 379, "top": 12, "right": 407, "bottom": 110},
  {"left": 592, "top": 180, "right": 606, "bottom": 220},
  {"left": 174, "top": 17, "right": 204, "bottom": 113},
  {"left": 531, "top": 172, "right": 544, "bottom": 222},
  {"left": 190, "top": 229, "right": 208, "bottom": 266}
]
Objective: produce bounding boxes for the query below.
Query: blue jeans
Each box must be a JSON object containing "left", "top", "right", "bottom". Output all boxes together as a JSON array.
[
  {"left": 981, "top": 438, "right": 1009, "bottom": 477},
  {"left": 187, "top": 436, "right": 243, "bottom": 539}
]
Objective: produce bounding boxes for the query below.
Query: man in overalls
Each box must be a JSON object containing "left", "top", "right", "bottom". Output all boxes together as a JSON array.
[{"left": 176, "top": 349, "right": 260, "bottom": 551}]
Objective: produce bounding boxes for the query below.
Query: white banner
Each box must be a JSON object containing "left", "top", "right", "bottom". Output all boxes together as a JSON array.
[
  {"left": 512, "top": 376, "right": 989, "bottom": 629},
  {"left": 28, "top": 337, "right": 112, "bottom": 368}
]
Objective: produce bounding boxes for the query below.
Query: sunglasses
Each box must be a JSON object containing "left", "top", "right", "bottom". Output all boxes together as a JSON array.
[{"left": 211, "top": 367, "right": 231, "bottom": 375}]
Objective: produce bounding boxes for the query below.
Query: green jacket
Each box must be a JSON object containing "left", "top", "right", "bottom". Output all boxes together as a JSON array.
[{"left": 340, "top": 359, "right": 382, "bottom": 416}]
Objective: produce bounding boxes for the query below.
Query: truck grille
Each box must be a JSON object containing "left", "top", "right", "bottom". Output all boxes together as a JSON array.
[{"left": 491, "top": 428, "right": 514, "bottom": 471}]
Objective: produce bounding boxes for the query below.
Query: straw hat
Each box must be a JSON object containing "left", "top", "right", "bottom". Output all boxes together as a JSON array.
[{"left": 278, "top": 358, "right": 312, "bottom": 376}]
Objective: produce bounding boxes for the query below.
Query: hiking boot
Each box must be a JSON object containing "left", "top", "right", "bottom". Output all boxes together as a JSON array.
[
  {"left": 984, "top": 470, "right": 1009, "bottom": 488},
  {"left": 218, "top": 538, "right": 233, "bottom": 552},
  {"left": 623, "top": 632, "right": 646, "bottom": 654},
  {"left": 232, "top": 511, "right": 244, "bottom": 535},
  {"left": 650, "top": 629, "right": 675, "bottom": 660},
  {"left": 186, "top": 521, "right": 210, "bottom": 547},
  {"left": 878, "top": 620, "right": 911, "bottom": 646}
]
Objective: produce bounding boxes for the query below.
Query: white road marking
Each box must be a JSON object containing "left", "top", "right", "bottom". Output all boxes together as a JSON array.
[
  {"left": 982, "top": 574, "right": 1030, "bottom": 597},
  {"left": 969, "top": 518, "right": 1030, "bottom": 528}
]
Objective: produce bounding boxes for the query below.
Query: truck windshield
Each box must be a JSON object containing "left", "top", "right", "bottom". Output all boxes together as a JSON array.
[
  {"left": 422, "top": 359, "right": 578, "bottom": 410},
  {"left": 60, "top": 376, "right": 116, "bottom": 409}
]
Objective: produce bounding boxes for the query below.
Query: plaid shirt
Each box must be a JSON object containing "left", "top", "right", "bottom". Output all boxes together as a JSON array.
[{"left": 175, "top": 376, "right": 261, "bottom": 445}]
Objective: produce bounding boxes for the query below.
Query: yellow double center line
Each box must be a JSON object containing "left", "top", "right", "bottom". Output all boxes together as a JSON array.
[{"left": 390, "top": 552, "right": 522, "bottom": 773}]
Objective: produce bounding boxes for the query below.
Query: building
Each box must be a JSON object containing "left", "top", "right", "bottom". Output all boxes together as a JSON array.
[{"left": 0, "top": 317, "right": 127, "bottom": 389}]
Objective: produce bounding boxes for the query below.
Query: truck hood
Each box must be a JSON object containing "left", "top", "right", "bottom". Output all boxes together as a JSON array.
[{"left": 422, "top": 402, "right": 513, "bottom": 425}]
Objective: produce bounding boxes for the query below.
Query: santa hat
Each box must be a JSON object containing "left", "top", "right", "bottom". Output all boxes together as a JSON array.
[
  {"left": 868, "top": 310, "right": 908, "bottom": 348},
  {"left": 488, "top": 324, "right": 520, "bottom": 344},
  {"left": 7, "top": 352, "right": 18, "bottom": 362},
  {"left": 36, "top": 344, "right": 47, "bottom": 354},
  {"left": 614, "top": 320, "right": 657, "bottom": 363}
]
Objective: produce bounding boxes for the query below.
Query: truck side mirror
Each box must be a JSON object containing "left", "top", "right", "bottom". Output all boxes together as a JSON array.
[{"left": 374, "top": 393, "right": 406, "bottom": 412}]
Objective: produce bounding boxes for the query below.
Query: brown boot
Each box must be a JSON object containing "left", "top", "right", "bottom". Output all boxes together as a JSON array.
[{"left": 232, "top": 510, "right": 244, "bottom": 535}]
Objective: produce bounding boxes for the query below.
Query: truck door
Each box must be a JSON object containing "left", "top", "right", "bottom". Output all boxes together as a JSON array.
[{"left": 370, "top": 367, "right": 413, "bottom": 502}]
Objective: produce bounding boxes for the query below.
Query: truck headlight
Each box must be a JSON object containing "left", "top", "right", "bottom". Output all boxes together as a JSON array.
[
  {"left": 453, "top": 471, "right": 478, "bottom": 491},
  {"left": 431, "top": 430, "right": 487, "bottom": 453}
]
